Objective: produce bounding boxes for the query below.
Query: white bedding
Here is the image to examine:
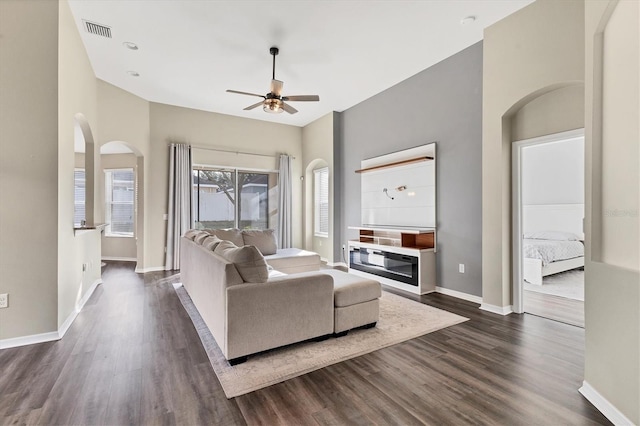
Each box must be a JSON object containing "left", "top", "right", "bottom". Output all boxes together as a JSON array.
[{"left": 523, "top": 239, "right": 584, "bottom": 266}]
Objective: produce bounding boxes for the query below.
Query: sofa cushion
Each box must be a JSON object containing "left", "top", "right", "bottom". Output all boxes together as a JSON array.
[
  {"left": 264, "top": 248, "right": 321, "bottom": 274},
  {"left": 214, "top": 240, "right": 269, "bottom": 283},
  {"left": 202, "top": 235, "right": 223, "bottom": 251},
  {"left": 321, "top": 270, "right": 382, "bottom": 307},
  {"left": 184, "top": 229, "right": 204, "bottom": 240},
  {"left": 242, "top": 229, "right": 278, "bottom": 255},
  {"left": 210, "top": 228, "right": 244, "bottom": 247},
  {"left": 194, "top": 231, "right": 212, "bottom": 245}
]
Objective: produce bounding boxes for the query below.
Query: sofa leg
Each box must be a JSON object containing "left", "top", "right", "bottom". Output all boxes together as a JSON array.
[
  {"left": 362, "top": 322, "right": 377, "bottom": 329},
  {"left": 333, "top": 330, "right": 349, "bottom": 338},
  {"left": 228, "top": 356, "right": 247, "bottom": 366}
]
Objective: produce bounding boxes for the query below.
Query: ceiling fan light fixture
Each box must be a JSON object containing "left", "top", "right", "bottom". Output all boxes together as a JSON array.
[{"left": 263, "top": 98, "right": 283, "bottom": 114}]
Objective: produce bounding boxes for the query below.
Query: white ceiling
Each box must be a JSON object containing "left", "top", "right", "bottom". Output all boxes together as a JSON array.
[{"left": 67, "top": 0, "right": 533, "bottom": 127}]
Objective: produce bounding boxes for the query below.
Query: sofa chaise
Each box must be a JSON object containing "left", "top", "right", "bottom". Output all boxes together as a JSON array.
[{"left": 180, "top": 229, "right": 381, "bottom": 365}]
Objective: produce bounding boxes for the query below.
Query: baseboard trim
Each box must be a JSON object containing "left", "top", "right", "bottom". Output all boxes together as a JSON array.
[
  {"left": 134, "top": 265, "right": 166, "bottom": 273},
  {"left": 0, "top": 331, "right": 59, "bottom": 350},
  {"left": 101, "top": 256, "right": 136, "bottom": 262},
  {"left": 480, "top": 303, "right": 513, "bottom": 316},
  {"left": 435, "top": 287, "right": 482, "bottom": 304},
  {"left": 579, "top": 381, "right": 634, "bottom": 426},
  {"left": 59, "top": 278, "right": 102, "bottom": 338},
  {"left": 0, "top": 278, "right": 102, "bottom": 350}
]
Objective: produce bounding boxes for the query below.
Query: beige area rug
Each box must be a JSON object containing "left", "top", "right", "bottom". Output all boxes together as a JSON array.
[{"left": 173, "top": 283, "right": 468, "bottom": 398}]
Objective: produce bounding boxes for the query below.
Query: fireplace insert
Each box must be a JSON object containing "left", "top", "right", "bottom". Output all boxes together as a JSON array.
[{"left": 349, "top": 247, "right": 419, "bottom": 286}]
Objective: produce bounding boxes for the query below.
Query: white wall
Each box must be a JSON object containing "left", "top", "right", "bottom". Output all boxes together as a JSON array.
[
  {"left": 482, "top": 0, "right": 585, "bottom": 308},
  {"left": 96, "top": 80, "right": 149, "bottom": 270},
  {"left": 583, "top": 1, "right": 639, "bottom": 424},
  {"left": 522, "top": 137, "right": 584, "bottom": 205},
  {"left": 302, "top": 112, "right": 335, "bottom": 262},
  {"left": 58, "top": 0, "right": 101, "bottom": 330},
  {"left": 0, "top": 0, "right": 60, "bottom": 340},
  {"left": 599, "top": 0, "right": 639, "bottom": 271},
  {"left": 149, "top": 103, "right": 303, "bottom": 269}
]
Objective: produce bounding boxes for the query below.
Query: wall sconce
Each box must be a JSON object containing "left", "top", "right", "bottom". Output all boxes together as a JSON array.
[{"left": 396, "top": 185, "right": 407, "bottom": 192}]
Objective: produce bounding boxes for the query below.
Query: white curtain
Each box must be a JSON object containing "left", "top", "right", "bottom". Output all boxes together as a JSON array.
[
  {"left": 165, "top": 143, "right": 193, "bottom": 270},
  {"left": 278, "top": 154, "right": 293, "bottom": 248}
]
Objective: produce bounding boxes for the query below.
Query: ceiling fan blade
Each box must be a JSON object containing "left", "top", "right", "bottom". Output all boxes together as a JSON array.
[
  {"left": 243, "top": 101, "right": 265, "bottom": 111},
  {"left": 270, "top": 79, "right": 283, "bottom": 96},
  {"left": 226, "top": 89, "right": 265, "bottom": 98},
  {"left": 281, "top": 95, "right": 320, "bottom": 102},
  {"left": 280, "top": 102, "right": 298, "bottom": 114}
]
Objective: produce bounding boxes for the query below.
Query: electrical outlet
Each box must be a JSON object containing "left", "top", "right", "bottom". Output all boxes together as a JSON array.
[
  {"left": 0, "top": 294, "right": 8, "bottom": 308},
  {"left": 458, "top": 263, "right": 465, "bottom": 273},
  {"left": 82, "top": 263, "right": 87, "bottom": 272}
]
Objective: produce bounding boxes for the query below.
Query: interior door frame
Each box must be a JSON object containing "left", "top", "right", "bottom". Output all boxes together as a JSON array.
[{"left": 511, "top": 128, "right": 585, "bottom": 314}]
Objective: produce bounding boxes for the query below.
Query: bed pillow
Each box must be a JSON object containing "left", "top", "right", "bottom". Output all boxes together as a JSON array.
[
  {"left": 242, "top": 229, "right": 278, "bottom": 255},
  {"left": 523, "top": 231, "right": 580, "bottom": 241},
  {"left": 214, "top": 240, "right": 269, "bottom": 283}
]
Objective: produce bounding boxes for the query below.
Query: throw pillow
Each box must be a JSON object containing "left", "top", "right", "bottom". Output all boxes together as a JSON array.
[
  {"left": 211, "top": 228, "right": 244, "bottom": 247},
  {"left": 214, "top": 240, "right": 269, "bottom": 283},
  {"left": 194, "top": 231, "right": 212, "bottom": 245},
  {"left": 242, "top": 229, "right": 278, "bottom": 255},
  {"left": 183, "top": 229, "right": 201, "bottom": 240},
  {"left": 202, "top": 235, "right": 222, "bottom": 251}
]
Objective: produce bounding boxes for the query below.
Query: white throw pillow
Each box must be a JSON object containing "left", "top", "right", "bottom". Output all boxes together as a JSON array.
[
  {"left": 194, "top": 231, "right": 212, "bottom": 245},
  {"left": 183, "top": 229, "right": 202, "bottom": 240},
  {"left": 242, "top": 229, "right": 278, "bottom": 255},
  {"left": 202, "top": 235, "right": 222, "bottom": 251},
  {"left": 523, "top": 231, "right": 580, "bottom": 241},
  {"left": 214, "top": 240, "right": 269, "bottom": 283}
]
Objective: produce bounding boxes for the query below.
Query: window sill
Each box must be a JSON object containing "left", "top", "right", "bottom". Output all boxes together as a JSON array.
[
  {"left": 314, "top": 233, "right": 329, "bottom": 238},
  {"left": 104, "top": 234, "right": 135, "bottom": 239}
]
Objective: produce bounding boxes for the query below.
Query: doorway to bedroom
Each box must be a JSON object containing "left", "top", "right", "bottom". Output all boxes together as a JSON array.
[{"left": 512, "top": 130, "right": 585, "bottom": 327}]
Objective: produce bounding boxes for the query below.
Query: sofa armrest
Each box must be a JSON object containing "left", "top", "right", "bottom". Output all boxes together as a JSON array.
[{"left": 224, "top": 272, "right": 334, "bottom": 359}]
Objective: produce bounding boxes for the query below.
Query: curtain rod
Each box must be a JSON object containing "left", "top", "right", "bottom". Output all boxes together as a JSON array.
[{"left": 187, "top": 144, "right": 295, "bottom": 159}]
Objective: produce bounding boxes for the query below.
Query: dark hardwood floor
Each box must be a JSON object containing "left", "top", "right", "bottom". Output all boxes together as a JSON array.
[{"left": 0, "top": 262, "right": 609, "bottom": 425}]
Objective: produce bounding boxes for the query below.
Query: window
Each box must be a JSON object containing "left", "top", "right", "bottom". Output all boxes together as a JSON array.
[
  {"left": 74, "top": 169, "right": 85, "bottom": 226},
  {"left": 193, "top": 168, "right": 278, "bottom": 230},
  {"left": 105, "top": 169, "right": 134, "bottom": 237},
  {"left": 314, "top": 167, "right": 329, "bottom": 237}
]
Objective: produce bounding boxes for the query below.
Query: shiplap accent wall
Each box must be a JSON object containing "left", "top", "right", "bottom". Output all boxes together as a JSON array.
[{"left": 360, "top": 144, "right": 435, "bottom": 228}]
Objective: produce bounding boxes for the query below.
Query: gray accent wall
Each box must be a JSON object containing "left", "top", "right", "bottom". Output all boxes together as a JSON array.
[{"left": 338, "top": 42, "right": 483, "bottom": 297}]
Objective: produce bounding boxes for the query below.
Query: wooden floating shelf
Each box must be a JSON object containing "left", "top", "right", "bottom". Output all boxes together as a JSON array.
[
  {"left": 355, "top": 156, "right": 433, "bottom": 174},
  {"left": 350, "top": 227, "right": 435, "bottom": 250}
]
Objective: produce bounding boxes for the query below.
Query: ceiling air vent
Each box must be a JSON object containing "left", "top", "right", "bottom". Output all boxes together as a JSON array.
[{"left": 83, "top": 20, "right": 112, "bottom": 38}]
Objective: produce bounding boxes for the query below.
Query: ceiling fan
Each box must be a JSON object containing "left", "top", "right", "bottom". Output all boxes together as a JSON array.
[{"left": 226, "top": 47, "right": 319, "bottom": 115}]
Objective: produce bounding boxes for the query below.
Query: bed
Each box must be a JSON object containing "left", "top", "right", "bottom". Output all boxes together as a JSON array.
[{"left": 522, "top": 230, "right": 584, "bottom": 285}]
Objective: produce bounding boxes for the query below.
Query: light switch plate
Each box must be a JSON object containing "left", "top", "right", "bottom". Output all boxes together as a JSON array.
[{"left": 0, "top": 294, "right": 8, "bottom": 308}]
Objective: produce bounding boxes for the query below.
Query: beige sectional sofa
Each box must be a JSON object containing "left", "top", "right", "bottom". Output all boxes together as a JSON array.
[{"left": 180, "top": 228, "right": 381, "bottom": 365}]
